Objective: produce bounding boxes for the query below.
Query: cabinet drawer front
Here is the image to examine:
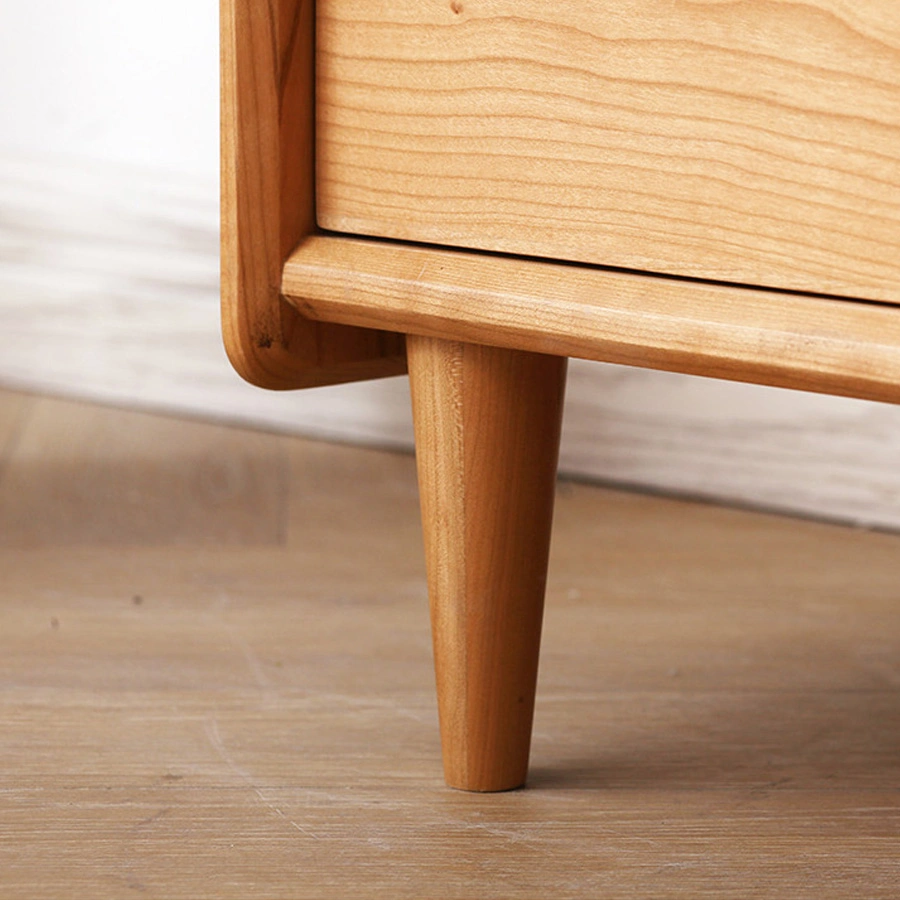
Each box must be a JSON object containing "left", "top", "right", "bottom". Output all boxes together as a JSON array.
[{"left": 316, "top": 1, "right": 900, "bottom": 302}]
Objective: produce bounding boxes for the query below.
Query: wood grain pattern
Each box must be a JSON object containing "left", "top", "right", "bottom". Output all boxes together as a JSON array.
[
  {"left": 316, "top": 0, "right": 900, "bottom": 301},
  {"left": 220, "top": 0, "right": 405, "bottom": 389},
  {"left": 2, "top": 389, "right": 900, "bottom": 896},
  {"left": 284, "top": 234, "right": 900, "bottom": 403},
  {"left": 408, "top": 337, "right": 566, "bottom": 790}
]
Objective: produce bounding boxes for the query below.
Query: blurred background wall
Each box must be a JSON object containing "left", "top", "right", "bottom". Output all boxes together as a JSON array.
[{"left": 2, "top": 0, "right": 900, "bottom": 528}]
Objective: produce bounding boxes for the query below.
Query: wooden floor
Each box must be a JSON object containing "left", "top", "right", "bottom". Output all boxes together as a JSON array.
[{"left": 1, "top": 387, "right": 899, "bottom": 898}]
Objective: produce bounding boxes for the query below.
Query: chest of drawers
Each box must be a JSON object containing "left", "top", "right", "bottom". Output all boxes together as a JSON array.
[{"left": 221, "top": 0, "right": 900, "bottom": 790}]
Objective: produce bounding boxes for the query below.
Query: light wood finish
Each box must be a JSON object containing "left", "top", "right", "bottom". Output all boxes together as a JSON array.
[
  {"left": 3, "top": 388, "right": 900, "bottom": 896},
  {"left": 0, "top": 390, "right": 30, "bottom": 463},
  {"left": 220, "top": 0, "right": 404, "bottom": 388},
  {"left": 0, "top": 397, "right": 287, "bottom": 548},
  {"left": 284, "top": 234, "right": 900, "bottom": 404},
  {"left": 408, "top": 337, "right": 566, "bottom": 790},
  {"left": 316, "top": 0, "right": 900, "bottom": 302}
]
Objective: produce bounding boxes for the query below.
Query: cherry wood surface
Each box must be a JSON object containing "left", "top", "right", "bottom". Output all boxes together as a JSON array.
[
  {"left": 284, "top": 235, "right": 900, "bottom": 404},
  {"left": 408, "top": 337, "right": 567, "bottom": 790},
  {"left": 225, "top": 0, "right": 900, "bottom": 402},
  {"left": 221, "top": 0, "right": 404, "bottom": 389},
  {"left": 316, "top": 0, "right": 900, "bottom": 302}
]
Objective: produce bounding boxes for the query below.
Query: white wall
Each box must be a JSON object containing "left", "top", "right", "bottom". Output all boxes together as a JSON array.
[
  {"left": 0, "top": 0, "right": 218, "bottom": 176},
  {"left": 2, "top": 1, "right": 900, "bottom": 530}
]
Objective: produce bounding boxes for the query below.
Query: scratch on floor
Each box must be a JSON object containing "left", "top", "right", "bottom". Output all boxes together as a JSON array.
[
  {"left": 215, "top": 592, "right": 272, "bottom": 692},
  {"left": 203, "top": 716, "right": 321, "bottom": 841}
]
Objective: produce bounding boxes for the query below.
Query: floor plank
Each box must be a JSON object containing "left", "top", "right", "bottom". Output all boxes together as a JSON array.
[
  {"left": 0, "top": 388, "right": 898, "bottom": 898},
  {"left": 0, "top": 396, "right": 287, "bottom": 547},
  {"left": 0, "top": 389, "right": 32, "bottom": 468}
]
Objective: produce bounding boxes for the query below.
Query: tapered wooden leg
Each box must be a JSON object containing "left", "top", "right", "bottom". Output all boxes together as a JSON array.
[{"left": 407, "top": 335, "right": 567, "bottom": 791}]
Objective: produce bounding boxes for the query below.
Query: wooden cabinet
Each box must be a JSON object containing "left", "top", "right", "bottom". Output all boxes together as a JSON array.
[{"left": 221, "top": 0, "right": 900, "bottom": 791}]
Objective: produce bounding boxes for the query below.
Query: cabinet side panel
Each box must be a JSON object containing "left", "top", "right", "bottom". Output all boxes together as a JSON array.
[{"left": 221, "top": 0, "right": 405, "bottom": 390}]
